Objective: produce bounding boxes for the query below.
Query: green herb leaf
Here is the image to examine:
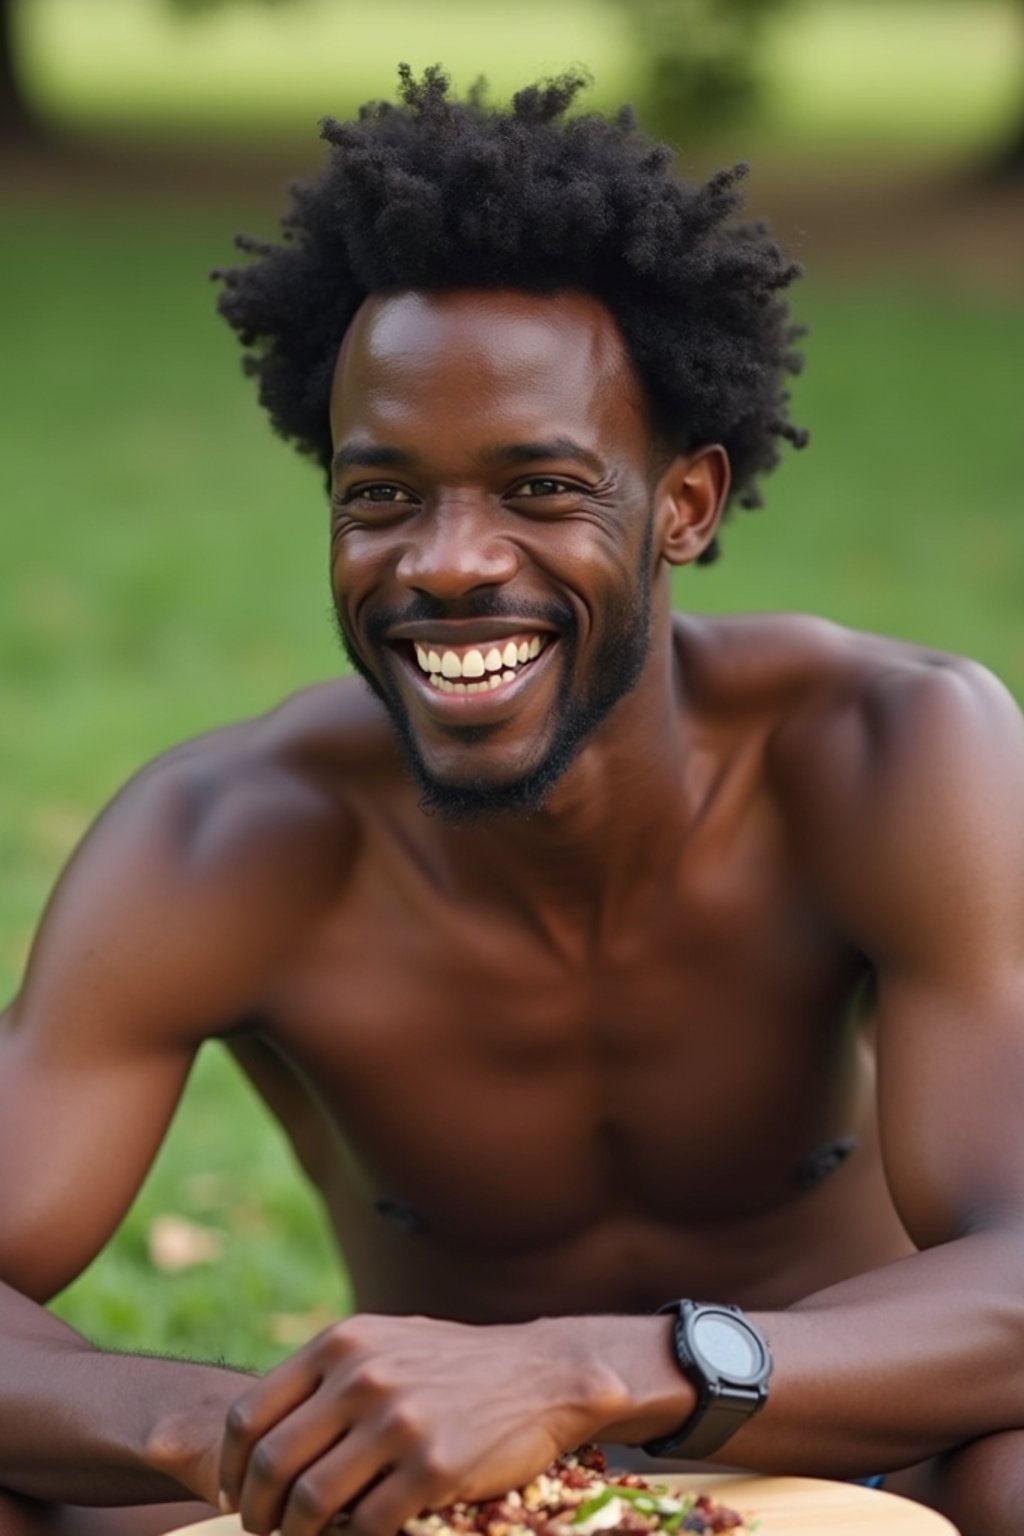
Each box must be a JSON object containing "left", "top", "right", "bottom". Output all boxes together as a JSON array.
[
  {"left": 613, "top": 1489, "right": 686, "bottom": 1517},
  {"left": 572, "top": 1489, "right": 618, "bottom": 1524},
  {"left": 662, "top": 1496, "right": 696, "bottom": 1531}
]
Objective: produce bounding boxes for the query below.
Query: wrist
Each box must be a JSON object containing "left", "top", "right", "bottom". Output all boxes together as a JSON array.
[
  {"left": 534, "top": 1314, "right": 697, "bottom": 1448},
  {"left": 142, "top": 1362, "right": 253, "bottom": 1503}
]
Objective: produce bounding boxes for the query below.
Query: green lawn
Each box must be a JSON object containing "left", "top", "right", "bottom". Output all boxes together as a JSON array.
[{"left": 2, "top": 201, "right": 1023, "bottom": 1368}]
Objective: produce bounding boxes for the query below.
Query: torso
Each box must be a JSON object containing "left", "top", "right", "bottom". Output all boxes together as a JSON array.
[{"left": 205, "top": 614, "right": 930, "bottom": 1323}]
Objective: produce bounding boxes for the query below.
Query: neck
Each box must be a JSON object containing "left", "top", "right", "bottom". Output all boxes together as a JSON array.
[{"left": 441, "top": 598, "right": 697, "bottom": 942}]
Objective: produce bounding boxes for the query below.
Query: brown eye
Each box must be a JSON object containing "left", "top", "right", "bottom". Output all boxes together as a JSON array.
[
  {"left": 515, "top": 478, "right": 573, "bottom": 497},
  {"left": 350, "top": 484, "right": 414, "bottom": 503}
]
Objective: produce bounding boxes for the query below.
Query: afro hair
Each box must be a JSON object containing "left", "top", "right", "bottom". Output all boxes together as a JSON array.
[{"left": 215, "top": 65, "right": 808, "bottom": 562}]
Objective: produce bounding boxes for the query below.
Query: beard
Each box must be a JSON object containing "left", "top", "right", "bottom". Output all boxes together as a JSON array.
[{"left": 333, "top": 522, "right": 653, "bottom": 826}]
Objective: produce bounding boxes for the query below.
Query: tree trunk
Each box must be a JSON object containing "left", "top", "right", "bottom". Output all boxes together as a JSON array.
[
  {"left": 985, "top": 107, "right": 1024, "bottom": 181},
  {"left": 981, "top": 0, "right": 1024, "bottom": 180},
  {"left": 0, "top": 0, "right": 43, "bottom": 145}
]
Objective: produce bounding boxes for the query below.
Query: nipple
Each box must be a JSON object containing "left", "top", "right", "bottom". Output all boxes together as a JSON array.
[
  {"left": 373, "top": 1196, "right": 427, "bottom": 1234},
  {"left": 797, "top": 1135, "right": 858, "bottom": 1188}
]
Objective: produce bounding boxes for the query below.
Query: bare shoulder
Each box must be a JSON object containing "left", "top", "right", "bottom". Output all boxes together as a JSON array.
[
  {"left": 10, "top": 678, "right": 399, "bottom": 1043},
  {"left": 142, "top": 676, "right": 394, "bottom": 867},
  {"left": 753, "top": 616, "right": 1024, "bottom": 829},
  {"left": 674, "top": 609, "right": 1023, "bottom": 787},
  {"left": 680, "top": 612, "right": 1024, "bottom": 955},
  {"left": 91, "top": 677, "right": 385, "bottom": 882}
]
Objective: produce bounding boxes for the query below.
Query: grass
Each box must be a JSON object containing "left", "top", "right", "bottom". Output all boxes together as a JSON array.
[
  {"left": 16, "top": 0, "right": 1024, "bottom": 165},
  {"left": 1, "top": 199, "right": 1023, "bottom": 1368}
]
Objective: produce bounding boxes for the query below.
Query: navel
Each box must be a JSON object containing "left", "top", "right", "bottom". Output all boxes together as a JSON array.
[{"left": 796, "top": 1135, "right": 858, "bottom": 1189}]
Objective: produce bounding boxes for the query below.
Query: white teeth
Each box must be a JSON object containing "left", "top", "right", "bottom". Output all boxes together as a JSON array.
[{"left": 418, "top": 635, "right": 549, "bottom": 687}]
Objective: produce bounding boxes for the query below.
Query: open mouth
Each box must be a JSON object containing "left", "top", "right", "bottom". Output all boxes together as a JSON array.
[{"left": 403, "top": 633, "right": 552, "bottom": 695}]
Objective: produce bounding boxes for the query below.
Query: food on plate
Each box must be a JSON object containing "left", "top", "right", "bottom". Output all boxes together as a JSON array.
[{"left": 403, "top": 1447, "right": 748, "bottom": 1536}]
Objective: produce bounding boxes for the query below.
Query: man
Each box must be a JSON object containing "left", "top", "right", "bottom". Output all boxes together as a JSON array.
[{"left": 1, "top": 65, "right": 1023, "bottom": 1536}]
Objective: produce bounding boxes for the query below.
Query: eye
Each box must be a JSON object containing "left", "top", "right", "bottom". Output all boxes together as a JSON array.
[
  {"left": 333, "top": 483, "right": 419, "bottom": 525},
  {"left": 512, "top": 477, "right": 577, "bottom": 498},
  {"left": 344, "top": 484, "right": 416, "bottom": 504}
]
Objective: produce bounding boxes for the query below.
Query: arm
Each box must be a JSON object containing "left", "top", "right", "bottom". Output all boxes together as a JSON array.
[
  {"left": 603, "top": 658, "right": 1024, "bottom": 1473},
  {"left": 0, "top": 744, "right": 351, "bottom": 1506},
  {"left": 0, "top": 1278, "right": 247, "bottom": 1506},
  {"left": 214, "top": 660, "right": 1024, "bottom": 1536}
]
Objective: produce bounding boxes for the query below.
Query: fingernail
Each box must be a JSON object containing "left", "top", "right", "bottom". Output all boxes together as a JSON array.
[{"left": 218, "top": 1491, "right": 234, "bottom": 1515}]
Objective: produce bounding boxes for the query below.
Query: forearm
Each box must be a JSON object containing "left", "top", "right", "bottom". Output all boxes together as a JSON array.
[
  {"left": 0, "top": 1279, "right": 253, "bottom": 1506},
  {"left": 588, "top": 1228, "right": 1024, "bottom": 1477}
]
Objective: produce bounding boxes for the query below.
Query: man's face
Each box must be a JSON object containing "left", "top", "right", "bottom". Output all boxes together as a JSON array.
[{"left": 328, "top": 289, "right": 662, "bottom": 822}]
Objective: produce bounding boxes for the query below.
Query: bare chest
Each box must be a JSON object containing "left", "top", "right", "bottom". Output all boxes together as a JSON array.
[{"left": 253, "top": 841, "right": 867, "bottom": 1264}]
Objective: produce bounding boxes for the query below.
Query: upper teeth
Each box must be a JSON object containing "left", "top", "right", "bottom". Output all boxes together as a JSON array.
[{"left": 414, "top": 635, "right": 543, "bottom": 680}]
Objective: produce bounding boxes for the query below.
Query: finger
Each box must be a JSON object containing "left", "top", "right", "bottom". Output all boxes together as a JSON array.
[
  {"left": 235, "top": 1389, "right": 356, "bottom": 1536},
  {"left": 219, "top": 1354, "right": 323, "bottom": 1512},
  {"left": 344, "top": 1457, "right": 456, "bottom": 1536},
  {"left": 278, "top": 1426, "right": 404, "bottom": 1536}
]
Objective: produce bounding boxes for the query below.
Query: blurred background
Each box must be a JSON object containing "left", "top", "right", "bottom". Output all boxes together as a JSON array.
[{"left": 1, "top": 0, "right": 1022, "bottom": 1367}]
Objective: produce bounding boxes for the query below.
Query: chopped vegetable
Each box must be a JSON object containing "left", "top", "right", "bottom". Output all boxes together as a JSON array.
[{"left": 403, "top": 1447, "right": 748, "bottom": 1536}]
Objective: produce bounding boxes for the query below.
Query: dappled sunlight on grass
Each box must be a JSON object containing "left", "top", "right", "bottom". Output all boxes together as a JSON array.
[
  {"left": 17, "top": 0, "right": 1023, "bottom": 162},
  {"left": 21, "top": 0, "right": 634, "bottom": 136}
]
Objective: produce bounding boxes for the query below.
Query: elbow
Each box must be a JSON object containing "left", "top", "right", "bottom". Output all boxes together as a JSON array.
[{"left": 0, "top": 1225, "right": 85, "bottom": 1306}]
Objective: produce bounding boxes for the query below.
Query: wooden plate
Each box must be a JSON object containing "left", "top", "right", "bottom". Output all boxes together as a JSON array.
[{"left": 167, "top": 1473, "right": 957, "bottom": 1536}]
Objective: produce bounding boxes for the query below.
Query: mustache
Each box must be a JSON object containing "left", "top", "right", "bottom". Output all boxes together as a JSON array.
[{"left": 364, "top": 591, "right": 575, "bottom": 646}]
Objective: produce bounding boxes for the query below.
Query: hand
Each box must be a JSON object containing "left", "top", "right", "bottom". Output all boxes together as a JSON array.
[{"left": 217, "top": 1313, "right": 626, "bottom": 1536}]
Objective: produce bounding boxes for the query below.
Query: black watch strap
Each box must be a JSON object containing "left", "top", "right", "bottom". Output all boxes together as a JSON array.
[{"left": 642, "top": 1300, "right": 771, "bottom": 1460}]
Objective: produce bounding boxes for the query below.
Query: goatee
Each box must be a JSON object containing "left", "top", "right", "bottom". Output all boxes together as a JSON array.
[{"left": 331, "top": 527, "right": 653, "bottom": 825}]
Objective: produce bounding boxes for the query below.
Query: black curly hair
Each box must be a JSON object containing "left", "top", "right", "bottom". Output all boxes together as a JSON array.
[{"left": 215, "top": 65, "right": 807, "bottom": 563}]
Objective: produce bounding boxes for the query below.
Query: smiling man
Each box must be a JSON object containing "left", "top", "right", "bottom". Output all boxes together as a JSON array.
[
  {"left": 3, "top": 65, "right": 1024, "bottom": 1536},
  {"left": 331, "top": 287, "right": 668, "bottom": 824}
]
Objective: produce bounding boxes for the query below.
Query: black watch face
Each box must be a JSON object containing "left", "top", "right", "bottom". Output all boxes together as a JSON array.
[{"left": 692, "top": 1312, "right": 765, "bottom": 1383}]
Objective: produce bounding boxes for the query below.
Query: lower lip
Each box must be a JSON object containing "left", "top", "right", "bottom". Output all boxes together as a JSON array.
[{"left": 395, "top": 641, "right": 559, "bottom": 718}]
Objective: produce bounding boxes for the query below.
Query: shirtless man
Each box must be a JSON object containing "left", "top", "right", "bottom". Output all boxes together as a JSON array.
[{"left": 2, "top": 66, "right": 1023, "bottom": 1536}]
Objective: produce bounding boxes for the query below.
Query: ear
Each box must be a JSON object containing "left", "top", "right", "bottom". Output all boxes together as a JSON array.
[{"left": 653, "top": 445, "right": 731, "bottom": 567}]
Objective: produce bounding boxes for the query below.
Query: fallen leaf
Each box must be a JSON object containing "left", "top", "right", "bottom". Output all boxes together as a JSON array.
[
  {"left": 148, "top": 1214, "right": 225, "bottom": 1273},
  {"left": 266, "top": 1307, "right": 335, "bottom": 1346}
]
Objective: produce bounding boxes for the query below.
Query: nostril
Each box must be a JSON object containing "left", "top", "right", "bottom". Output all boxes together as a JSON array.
[{"left": 395, "top": 531, "right": 519, "bottom": 595}]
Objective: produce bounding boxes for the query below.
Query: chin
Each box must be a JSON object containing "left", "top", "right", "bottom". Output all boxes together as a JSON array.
[
  {"left": 408, "top": 756, "right": 549, "bottom": 825},
  {"left": 409, "top": 726, "right": 590, "bottom": 824}
]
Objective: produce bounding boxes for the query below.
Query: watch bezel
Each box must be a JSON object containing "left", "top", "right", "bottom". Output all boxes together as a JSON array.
[
  {"left": 641, "top": 1299, "right": 772, "bottom": 1460},
  {"left": 687, "top": 1305, "right": 772, "bottom": 1388}
]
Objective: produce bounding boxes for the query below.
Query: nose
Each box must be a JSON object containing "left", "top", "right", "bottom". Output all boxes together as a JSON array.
[{"left": 394, "top": 497, "right": 519, "bottom": 601}]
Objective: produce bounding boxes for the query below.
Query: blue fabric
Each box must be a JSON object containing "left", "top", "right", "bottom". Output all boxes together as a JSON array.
[{"left": 850, "top": 1475, "right": 886, "bottom": 1490}]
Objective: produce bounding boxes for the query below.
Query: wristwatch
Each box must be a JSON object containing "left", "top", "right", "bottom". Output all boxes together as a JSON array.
[{"left": 642, "top": 1299, "right": 773, "bottom": 1460}]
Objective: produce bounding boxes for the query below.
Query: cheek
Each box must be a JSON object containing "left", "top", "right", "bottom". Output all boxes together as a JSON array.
[
  {"left": 529, "top": 522, "right": 646, "bottom": 634},
  {"left": 330, "top": 532, "right": 393, "bottom": 617}
]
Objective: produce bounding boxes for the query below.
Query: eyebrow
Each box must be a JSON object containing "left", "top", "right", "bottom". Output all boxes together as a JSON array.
[
  {"left": 330, "top": 436, "right": 607, "bottom": 478},
  {"left": 331, "top": 443, "right": 417, "bottom": 474},
  {"left": 480, "top": 438, "right": 607, "bottom": 476}
]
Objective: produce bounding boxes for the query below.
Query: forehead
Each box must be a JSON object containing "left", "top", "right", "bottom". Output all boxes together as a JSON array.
[{"left": 329, "top": 288, "right": 649, "bottom": 456}]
